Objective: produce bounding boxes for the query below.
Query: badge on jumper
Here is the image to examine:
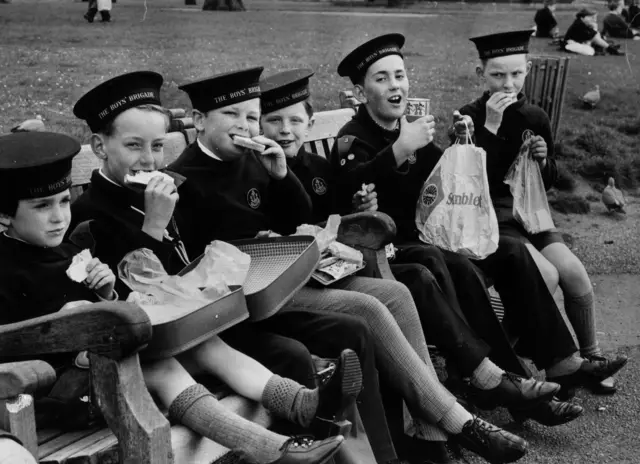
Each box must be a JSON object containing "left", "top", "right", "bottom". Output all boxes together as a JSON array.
[
  {"left": 247, "top": 188, "right": 261, "bottom": 209},
  {"left": 347, "top": 154, "right": 355, "bottom": 161},
  {"left": 408, "top": 152, "right": 417, "bottom": 164},
  {"left": 522, "top": 129, "right": 535, "bottom": 142},
  {"left": 340, "top": 159, "right": 346, "bottom": 166},
  {"left": 312, "top": 177, "right": 327, "bottom": 195}
]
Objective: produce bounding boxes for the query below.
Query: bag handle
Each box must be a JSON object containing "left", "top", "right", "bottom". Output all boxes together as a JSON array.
[{"left": 454, "top": 118, "right": 473, "bottom": 146}]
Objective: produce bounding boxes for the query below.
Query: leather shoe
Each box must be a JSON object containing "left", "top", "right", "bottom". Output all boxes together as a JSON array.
[
  {"left": 270, "top": 435, "right": 344, "bottom": 464},
  {"left": 509, "top": 397, "right": 583, "bottom": 426},
  {"left": 469, "top": 372, "right": 560, "bottom": 410},
  {"left": 549, "top": 354, "right": 628, "bottom": 400},
  {"left": 453, "top": 416, "right": 527, "bottom": 463},
  {"left": 315, "top": 349, "right": 362, "bottom": 422}
]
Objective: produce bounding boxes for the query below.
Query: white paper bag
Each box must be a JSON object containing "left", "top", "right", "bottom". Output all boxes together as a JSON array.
[
  {"left": 97, "top": 0, "right": 112, "bottom": 11},
  {"left": 415, "top": 136, "right": 499, "bottom": 260}
]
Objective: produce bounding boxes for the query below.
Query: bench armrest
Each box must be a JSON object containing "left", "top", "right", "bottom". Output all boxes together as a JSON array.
[
  {"left": 337, "top": 212, "right": 396, "bottom": 250},
  {"left": 0, "top": 361, "right": 56, "bottom": 400},
  {"left": 0, "top": 302, "right": 152, "bottom": 361}
]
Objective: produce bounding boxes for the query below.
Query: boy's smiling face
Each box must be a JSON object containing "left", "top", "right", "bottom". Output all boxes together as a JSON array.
[
  {"left": 356, "top": 54, "right": 409, "bottom": 126},
  {"left": 5, "top": 190, "right": 71, "bottom": 248},
  {"left": 93, "top": 107, "right": 168, "bottom": 186},
  {"left": 261, "top": 102, "right": 313, "bottom": 158},
  {"left": 477, "top": 54, "right": 531, "bottom": 96},
  {"left": 194, "top": 98, "right": 261, "bottom": 161}
]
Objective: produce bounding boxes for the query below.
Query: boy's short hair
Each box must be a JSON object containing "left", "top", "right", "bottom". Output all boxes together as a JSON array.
[
  {"left": 0, "top": 195, "right": 19, "bottom": 217},
  {"left": 576, "top": 8, "right": 597, "bottom": 18},
  {"left": 544, "top": 0, "right": 556, "bottom": 6},
  {"left": 607, "top": 0, "right": 622, "bottom": 10},
  {"left": 98, "top": 104, "right": 171, "bottom": 137},
  {"left": 302, "top": 99, "right": 314, "bottom": 119}
]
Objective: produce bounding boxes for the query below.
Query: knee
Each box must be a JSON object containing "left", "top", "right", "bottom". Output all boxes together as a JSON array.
[
  {"left": 0, "top": 439, "right": 37, "bottom": 464},
  {"left": 554, "top": 253, "right": 589, "bottom": 289},
  {"left": 333, "top": 314, "right": 374, "bottom": 358},
  {"left": 537, "top": 256, "right": 560, "bottom": 292}
]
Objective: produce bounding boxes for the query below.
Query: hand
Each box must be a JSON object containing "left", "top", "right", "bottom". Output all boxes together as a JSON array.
[
  {"left": 485, "top": 92, "right": 515, "bottom": 134},
  {"left": 84, "top": 258, "right": 116, "bottom": 300},
  {"left": 352, "top": 183, "right": 378, "bottom": 213},
  {"left": 252, "top": 135, "right": 287, "bottom": 180},
  {"left": 452, "top": 111, "right": 474, "bottom": 142},
  {"left": 392, "top": 115, "right": 435, "bottom": 166},
  {"left": 142, "top": 175, "right": 179, "bottom": 241},
  {"left": 529, "top": 135, "right": 548, "bottom": 168}
]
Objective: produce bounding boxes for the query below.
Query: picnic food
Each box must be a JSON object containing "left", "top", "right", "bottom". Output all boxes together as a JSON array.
[
  {"left": 124, "top": 171, "right": 175, "bottom": 188},
  {"left": 66, "top": 249, "right": 93, "bottom": 283},
  {"left": 233, "top": 135, "right": 266, "bottom": 153}
]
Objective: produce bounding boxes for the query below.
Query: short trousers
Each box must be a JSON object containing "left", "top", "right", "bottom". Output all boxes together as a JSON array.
[{"left": 499, "top": 218, "right": 564, "bottom": 251}]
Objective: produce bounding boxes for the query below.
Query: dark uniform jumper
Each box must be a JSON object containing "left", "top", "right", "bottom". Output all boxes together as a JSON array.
[{"left": 332, "top": 101, "right": 578, "bottom": 377}]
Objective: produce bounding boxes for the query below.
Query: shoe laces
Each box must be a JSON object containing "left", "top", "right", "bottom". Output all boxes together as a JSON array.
[
  {"left": 503, "top": 371, "right": 524, "bottom": 385},
  {"left": 279, "top": 435, "right": 316, "bottom": 451},
  {"left": 464, "top": 416, "right": 501, "bottom": 447}
]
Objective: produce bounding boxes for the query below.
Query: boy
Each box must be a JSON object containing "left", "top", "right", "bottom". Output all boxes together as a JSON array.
[
  {"left": 563, "top": 8, "right": 624, "bottom": 55},
  {"left": 457, "top": 29, "right": 628, "bottom": 396},
  {"left": 171, "top": 66, "right": 529, "bottom": 464},
  {"left": 603, "top": 0, "right": 640, "bottom": 39},
  {"left": 0, "top": 130, "right": 346, "bottom": 464},
  {"left": 534, "top": 0, "right": 560, "bottom": 39},
  {"left": 332, "top": 32, "right": 625, "bottom": 405}
]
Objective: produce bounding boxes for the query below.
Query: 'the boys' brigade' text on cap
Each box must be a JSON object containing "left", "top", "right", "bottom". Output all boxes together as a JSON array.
[
  {"left": 337, "top": 33, "right": 405, "bottom": 84},
  {"left": 0, "top": 132, "right": 81, "bottom": 200},
  {"left": 73, "top": 71, "right": 163, "bottom": 133},
  {"left": 260, "top": 68, "right": 315, "bottom": 114},
  {"left": 180, "top": 67, "right": 264, "bottom": 114},
  {"left": 470, "top": 30, "right": 534, "bottom": 60}
]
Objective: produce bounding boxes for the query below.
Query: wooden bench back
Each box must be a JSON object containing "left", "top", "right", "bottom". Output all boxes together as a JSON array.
[
  {"left": 338, "top": 55, "right": 570, "bottom": 140},
  {"left": 303, "top": 108, "right": 356, "bottom": 160}
]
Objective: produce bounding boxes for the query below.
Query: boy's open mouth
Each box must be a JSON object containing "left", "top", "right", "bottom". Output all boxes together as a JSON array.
[
  {"left": 277, "top": 140, "right": 294, "bottom": 148},
  {"left": 388, "top": 95, "right": 402, "bottom": 105}
]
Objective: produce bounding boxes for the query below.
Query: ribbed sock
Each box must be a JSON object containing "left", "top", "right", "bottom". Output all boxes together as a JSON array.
[
  {"left": 261, "top": 374, "right": 319, "bottom": 428},
  {"left": 437, "top": 403, "right": 474, "bottom": 435},
  {"left": 469, "top": 358, "right": 504, "bottom": 390},
  {"left": 546, "top": 353, "right": 582, "bottom": 378},
  {"left": 564, "top": 290, "right": 600, "bottom": 357},
  {"left": 169, "top": 384, "right": 287, "bottom": 463}
]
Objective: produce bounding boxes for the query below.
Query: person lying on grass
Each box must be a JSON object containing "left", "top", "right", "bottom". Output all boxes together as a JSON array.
[
  {"left": 0, "top": 130, "right": 347, "bottom": 464},
  {"left": 563, "top": 8, "right": 625, "bottom": 55}
]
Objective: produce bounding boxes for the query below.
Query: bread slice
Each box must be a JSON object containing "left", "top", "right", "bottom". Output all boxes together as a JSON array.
[
  {"left": 233, "top": 135, "right": 266, "bottom": 153},
  {"left": 124, "top": 171, "right": 175, "bottom": 188}
]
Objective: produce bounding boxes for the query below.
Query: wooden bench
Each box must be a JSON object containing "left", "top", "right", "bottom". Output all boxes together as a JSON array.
[{"left": 2, "top": 109, "right": 396, "bottom": 463}]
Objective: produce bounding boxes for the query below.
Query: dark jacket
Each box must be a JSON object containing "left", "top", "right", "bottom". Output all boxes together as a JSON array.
[
  {"left": 458, "top": 91, "right": 557, "bottom": 216},
  {"left": 602, "top": 12, "right": 637, "bottom": 38},
  {"left": 535, "top": 7, "right": 558, "bottom": 37},
  {"left": 564, "top": 18, "right": 598, "bottom": 44},
  {"left": 330, "top": 105, "right": 443, "bottom": 242},
  {"left": 168, "top": 141, "right": 313, "bottom": 256}
]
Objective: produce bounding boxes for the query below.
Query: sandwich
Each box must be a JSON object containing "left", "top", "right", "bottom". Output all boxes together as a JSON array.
[
  {"left": 124, "top": 171, "right": 175, "bottom": 189},
  {"left": 233, "top": 135, "right": 266, "bottom": 153}
]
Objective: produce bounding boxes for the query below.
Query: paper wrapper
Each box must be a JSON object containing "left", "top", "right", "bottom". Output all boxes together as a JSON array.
[
  {"left": 67, "top": 249, "right": 92, "bottom": 283},
  {"left": 118, "top": 245, "right": 248, "bottom": 325},
  {"left": 294, "top": 214, "right": 341, "bottom": 253}
]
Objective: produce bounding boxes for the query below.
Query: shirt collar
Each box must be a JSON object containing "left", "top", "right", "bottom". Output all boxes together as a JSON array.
[
  {"left": 98, "top": 168, "right": 124, "bottom": 188},
  {"left": 197, "top": 138, "right": 222, "bottom": 161}
]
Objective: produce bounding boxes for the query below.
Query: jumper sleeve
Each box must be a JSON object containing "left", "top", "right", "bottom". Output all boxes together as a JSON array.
[{"left": 269, "top": 168, "right": 313, "bottom": 235}]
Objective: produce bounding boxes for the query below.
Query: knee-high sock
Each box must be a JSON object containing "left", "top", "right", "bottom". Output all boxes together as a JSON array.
[
  {"left": 261, "top": 374, "right": 319, "bottom": 428},
  {"left": 169, "top": 384, "right": 287, "bottom": 464},
  {"left": 564, "top": 290, "right": 599, "bottom": 356},
  {"left": 470, "top": 357, "right": 504, "bottom": 390}
]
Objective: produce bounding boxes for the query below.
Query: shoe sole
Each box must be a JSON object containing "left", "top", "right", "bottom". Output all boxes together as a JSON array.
[
  {"left": 316, "top": 437, "right": 345, "bottom": 464},
  {"left": 335, "top": 349, "right": 363, "bottom": 422},
  {"left": 510, "top": 405, "right": 584, "bottom": 427},
  {"left": 553, "top": 358, "right": 628, "bottom": 400}
]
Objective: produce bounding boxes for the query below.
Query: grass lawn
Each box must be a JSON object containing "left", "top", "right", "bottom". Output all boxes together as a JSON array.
[{"left": 1, "top": 0, "right": 638, "bottom": 192}]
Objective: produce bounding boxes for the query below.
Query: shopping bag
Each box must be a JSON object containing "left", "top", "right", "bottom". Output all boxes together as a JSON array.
[
  {"left": 415, "top": 132, "right": 499, "bottom": 260},
  {"left": 97, "top": 0, "right": 112, "bottom": 11},
  {"left": 504, "top": 138, "right": 555, "bottom": 234}
]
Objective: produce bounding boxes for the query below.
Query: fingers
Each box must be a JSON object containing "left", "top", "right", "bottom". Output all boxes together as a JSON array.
[
  {"left": 146, "top": 176, "right": 177, "bottom": 196},
  {"left": 85, "top": 262, "right": 114, "bottom": 290}
]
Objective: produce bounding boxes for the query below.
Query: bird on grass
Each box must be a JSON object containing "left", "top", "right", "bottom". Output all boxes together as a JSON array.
[
  {"left": 10, "top": 115, "right": 45, "bottom": 133},
  {"left": 602, "top": 177, "right": 626, "bottom": 214},
  {"left": 581, "top": 85, "right": 601, "bottom": 109}
]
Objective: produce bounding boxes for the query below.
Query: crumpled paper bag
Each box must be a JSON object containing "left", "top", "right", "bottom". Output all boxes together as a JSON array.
[
  {"left": 181, "top": 241, "right": 251, "bottom": 288},
  {"left": 294, "top": 214, "right": 341, "bottom": 253},
  {"left": 504, "top": 138, "right": 555, "bottom": 234}
]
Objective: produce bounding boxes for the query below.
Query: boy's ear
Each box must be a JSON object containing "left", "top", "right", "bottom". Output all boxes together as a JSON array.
[
  {"left": 0, "top": 213, "right": 11, "bottom": 230},
  {"left": 526, "top": 60, "right": 532, "bottom": 75},
  {"left": 90, "top": 133, "right": 108, "bottom": 161},
  {"left": 475, "top": 65, "right": 485, "bottom": 80},
  {"left": 192, "top": 109, "right": 206, "bottom": 132},
  {"left": 307, "top": 116, "right": 316, "bottom": 132},
  {"left": 353, "top": 84, "right": 368, "bottom": 104}
]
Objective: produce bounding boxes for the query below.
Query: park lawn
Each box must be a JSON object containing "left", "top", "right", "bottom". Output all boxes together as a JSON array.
[{"left": 1, "top": 0, "right": 638, "bottom": 188}]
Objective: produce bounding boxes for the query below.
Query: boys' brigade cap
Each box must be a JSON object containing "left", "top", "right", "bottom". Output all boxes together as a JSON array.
[
  {"left": 179, "top": 67, "right": 264, "bottom": 114},
  {"left": 0, "top": 132, "right": 81, "bottom": 200},
  {"left": 470, "top": 30, "right": 533, "bottom": 60},
  {"left": 337, "top": 33, "right": 405, "bottom": 84},
  {"left": 260, "top": 68, "right": 315, "bottom": 114},
  {"left": 73, "top": 71, "right": 163, "bottom": 133}
]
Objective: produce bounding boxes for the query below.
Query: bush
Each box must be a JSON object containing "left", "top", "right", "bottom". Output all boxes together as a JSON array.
[
  {"left": 549, "top": 192, "right": 591, "bottom": 214},
  {"left": 554, "top": 160, "right": 578, "bottom": 192}
]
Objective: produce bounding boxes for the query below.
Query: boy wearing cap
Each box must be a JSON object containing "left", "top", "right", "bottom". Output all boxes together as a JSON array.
[
  {"left": 259, "top": 68, "right": 565, "bottom": 432},
  {"left": 458, "top": 30, "right": 628, "bottom": 396},
  {"left": 70, "top": 71, "right": 362, "bottom": 464},
  {"left": 172, "top": 67, "right": 529, "bottom": 464},
  {"left": 563, "top": 9, "right": 624, "bottom": 55},
  {"left": 603, "top": 0, "right": 640, "bottom": 39},
  {"left": 330, "top": 33, "right": 604, "bottom": 422}
]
